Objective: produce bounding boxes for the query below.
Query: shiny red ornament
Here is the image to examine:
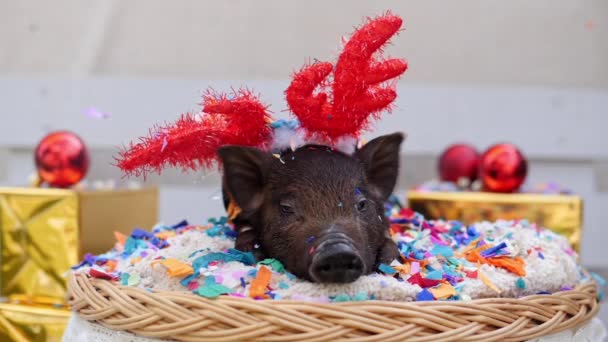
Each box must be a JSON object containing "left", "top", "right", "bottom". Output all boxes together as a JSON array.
[
  {"left": 35, "top": 131, "right": 90, "bottom": 188},
  {"left": 438, "top": 144, "right": 480, "bottom": 182},
  {"left": 479, "top": 143, "right": 528, "bottom": 193}
]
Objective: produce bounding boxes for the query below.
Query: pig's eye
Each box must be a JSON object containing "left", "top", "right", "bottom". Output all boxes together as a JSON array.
[
  {"left": 280, "top": 203, "right": 294, "bottom": 214},
  {"left": 356, "top": 198, "right": 368, "bottom": 212}
]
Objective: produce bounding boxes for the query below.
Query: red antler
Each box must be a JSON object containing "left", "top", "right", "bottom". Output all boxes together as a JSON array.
[
  {"left": 116, "top": 89, "right": 272, "bottom": 177},
  {"left": 285, "top": 12, "right": 408, "bottom": 141}
]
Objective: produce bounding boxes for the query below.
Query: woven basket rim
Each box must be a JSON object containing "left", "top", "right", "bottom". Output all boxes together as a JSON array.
[{"left": 68, "top": 273, "right": 600, "bottom": 342}]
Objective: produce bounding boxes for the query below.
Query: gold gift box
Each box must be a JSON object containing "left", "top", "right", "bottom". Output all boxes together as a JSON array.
[
  {"left": 0, "top": 187, "right": 159, "bottom": 304},
  {"left": 0, "top": 303, "right": 70, "bottom": 342},
  {"left": 407, "top": 191, "right": 583, "bottom": 251}
]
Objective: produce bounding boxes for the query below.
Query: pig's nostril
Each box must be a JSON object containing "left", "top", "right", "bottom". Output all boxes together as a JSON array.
[{"left": 310, "top": 243, "right": 364, "bottom": 283}]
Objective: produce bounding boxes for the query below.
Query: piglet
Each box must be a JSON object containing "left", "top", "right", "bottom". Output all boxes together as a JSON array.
[{"left": 218, "top": 132, "right": 403, "bottom": 283}]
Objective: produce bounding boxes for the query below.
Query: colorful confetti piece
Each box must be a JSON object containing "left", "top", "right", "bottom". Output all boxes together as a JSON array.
[
  {"left": 378, "top": 263, "right": 397, "bottom": 275},
  {"left": 250, "top": 266, "right": 272, "bottom": 299}
]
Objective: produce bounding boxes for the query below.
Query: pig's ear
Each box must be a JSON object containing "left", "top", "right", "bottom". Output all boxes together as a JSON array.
[
  {"left": 217, "top": 146, "right": 273, "bottom": 213},
  {"left": 355, "top": 132, "right": 405, "bottom": 200}
]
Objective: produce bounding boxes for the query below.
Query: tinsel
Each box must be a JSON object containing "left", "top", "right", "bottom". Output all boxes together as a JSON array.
[
  {"left": 117, "top": 89, "right": 272, "bottom": 177},
  {"left": 117, "top": 13, "right": 407, "bottom": 176},
  {"left": 285, "top": 12, "right": 408, "bottom": 141}
]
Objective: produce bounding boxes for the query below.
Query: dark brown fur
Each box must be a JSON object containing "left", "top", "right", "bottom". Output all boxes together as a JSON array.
[{"left": 218, "top": 133, "right": 403, "bottom": 283}]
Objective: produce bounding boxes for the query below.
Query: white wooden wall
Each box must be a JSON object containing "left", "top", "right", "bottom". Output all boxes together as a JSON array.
[{"left": 1, "top": 79, "right": 607, "bottom": 267}]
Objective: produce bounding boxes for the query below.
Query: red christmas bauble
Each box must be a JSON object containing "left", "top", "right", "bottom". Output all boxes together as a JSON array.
[
  {"left": 479, "top": 143, "right": 528, "bottom": 193},
  {"left": 35, "top": 131, "right": 90, "bottom": 188},
  {"left": 438, "top": 144, "right": 480, "bottom": 182}
]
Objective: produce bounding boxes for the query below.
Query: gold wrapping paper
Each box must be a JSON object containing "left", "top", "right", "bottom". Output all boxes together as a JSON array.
[
  {"left": 0, "top": 303, "right": 70, "bottom": 342},
  {"left": 0, "top": 188, "right": 79, "bottom": 303},
  {"left": 0, "top": 186, "right": 159, "bottom": 304},
  {"left": 407, "top": 191, "right": 583, "bottom": 251}
]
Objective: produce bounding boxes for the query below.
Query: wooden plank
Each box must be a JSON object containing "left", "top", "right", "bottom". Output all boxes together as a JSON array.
[{"left": 1, "top": 77, "right": 607, "bottom": 159}]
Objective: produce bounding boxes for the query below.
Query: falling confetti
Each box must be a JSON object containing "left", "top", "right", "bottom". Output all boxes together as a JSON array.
[{"left": 84, "top": 107, "right": 110, "bottom": 119}]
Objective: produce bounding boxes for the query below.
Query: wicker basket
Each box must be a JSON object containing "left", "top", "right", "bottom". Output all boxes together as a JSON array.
[{"left": 67, "top": 274, "right": 600, "bottom": 341}]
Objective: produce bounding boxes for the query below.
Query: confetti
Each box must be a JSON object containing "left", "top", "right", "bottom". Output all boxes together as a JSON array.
[
  {"left": 180, "top": 274, "right": 197, "bottom": 287},
  {"left": 128, "top": 273, "right": 141, "bottom": 286},
  {"left": 410, "top": 262, "right": 420, "bottom": 275},
  {"left": 123, "top": 237, "right": 137, "bottom": 255},
  {"left": 120, "top": 273, "right": 130, "bottom": 285},
  {"left": 259, "top": 259, "right": 286, "bottom": 273},
  {"left": 465, "top": 270, "right": 478, "bottom": 279},
  {"left": 130, "top": 256, "right": 142, "bottom": 265},
  {"left": 196, "top": 284, "right": 233, "bottom": 298},
  {"left": 429, "top": 283, "right": 456, "bottom": 300},
  {"left": 479, "top": 270, "right": 501, "bottom": 294},
  {"left": 378, "top": 263, "right": 397, "bottom": 275},
  {"left": 425, "top": 270, "right": 443, "bottom": 280},
  {"left": 70, "top": 199, "right": 585, "bottom": 304},
  {"left": 352, "top": 292, "right": 368, "bottom": 301},
  {"left": 416, "top": 289, "right": 434, "bottom": 301},
  {"left": 131, "top": 228, "right": 155, "bottom": 240},
  {"left": 227, "top": 249, "right": 257, "bottom": 265},
  {"left": 84, "top": 107, "right": 110, "bottom": 119},
  {"left": 431, "top": 245, "right": 454, "bottom": 257},
  {"left": 192, "top": 250, "right": 256, "bottom": 269},
  {"left": 407, "top": 273, "right": 441, "bottom": 288},
  {"left": 466, "top": 249, "right": 526, "bottom": 276},
  {"left": 155, "top": 258, "right": 194, "bottom": 277},
  {"left": 104, "top": 260, "right": 117, "bottom": 273},
  {"left": 155, "top": 231, "right": 175, "bottom": 240},
  {"left": 114, "top": 231, "right": 127, "bottom": 245},
  {"left": 332, "top": 294, "right": 350, "bottom": 302},
  {"left": 249, "top": 266, "right": 271, "bottom": 298},
  {"left": 89, "top": 268, "right": 114, "bottom": 280},
  {"left": 591, "top": 272, "right": 606, "bottom": 300},
  {"left": 480, "top": 242, "right": 507, "bottom": 257},
  {"left": 187, "top": 281, "right": 199, "bottom": 291},
  {"left": 247, "top": 269, "right": 257, "bottom": 278},
  {"left": 538, "top": 252, "right": 545, "bottom": 260}
]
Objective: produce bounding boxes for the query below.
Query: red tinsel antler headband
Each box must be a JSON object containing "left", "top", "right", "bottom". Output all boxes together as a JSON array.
[
  {"left": 117, "top": 13, "right": 407, "bottom": 177},
  {"left": 286, "top": 13, "right": 407, "bottom": 141},
  {"left": 117, "top": 90, "right": 273, "bottom": 177}
]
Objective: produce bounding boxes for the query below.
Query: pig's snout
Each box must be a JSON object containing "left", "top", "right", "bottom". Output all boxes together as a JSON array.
[{"left": 309, "top": 232, "right": 364, "bottom": 283}]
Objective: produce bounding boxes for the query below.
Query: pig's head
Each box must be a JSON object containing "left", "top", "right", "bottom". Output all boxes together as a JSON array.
[{"left": 218, "top": 132, "right": 403, "bottom": 283}]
